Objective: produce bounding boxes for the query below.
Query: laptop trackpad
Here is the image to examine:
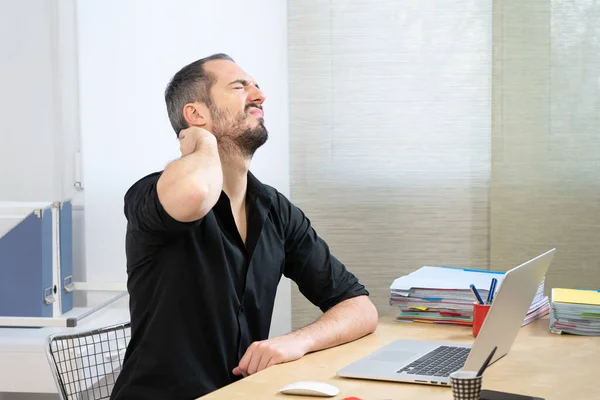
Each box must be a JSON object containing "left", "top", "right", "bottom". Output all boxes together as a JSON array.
[{"left": 370, "top": 350, "right": 421, "bottom": 363}]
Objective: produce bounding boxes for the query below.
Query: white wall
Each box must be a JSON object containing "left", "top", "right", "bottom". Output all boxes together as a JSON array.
[
  {"left": 0, "top": 0, "right": 61, "bottom": 202},
  {"left": 75, "top": 0, "right": 291, "bottom": 337},
  {"left": 0, "top": 0, "right": 82, "bottom": 201}
]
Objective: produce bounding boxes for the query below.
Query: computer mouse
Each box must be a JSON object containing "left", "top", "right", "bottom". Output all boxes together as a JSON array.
[{"left": 279, "top": 380, "right": 340, "bottom": 397}]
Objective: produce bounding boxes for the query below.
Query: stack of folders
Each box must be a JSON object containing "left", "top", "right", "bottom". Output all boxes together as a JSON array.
[
  {"left": 389, "top": 266, "right": 550, "bottom": 326},
  {"left": 549, "top": 288, "right": 600, "bottom": 336}
]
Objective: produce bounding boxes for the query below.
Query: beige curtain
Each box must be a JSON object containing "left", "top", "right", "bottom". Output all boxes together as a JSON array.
[
  {"left": 288, "top": 0, "right": 600, "bottom": 329},
  {"left": 491, "top": 0, "right": 600, "bottom": 292},
  {"left": 288, "top": 0, "right": 492, "bottom": 329}
]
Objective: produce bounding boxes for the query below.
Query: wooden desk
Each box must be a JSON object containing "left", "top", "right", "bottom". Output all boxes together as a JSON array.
[{"left": 201, "top": 317, "right": 598, "bottom": 399}]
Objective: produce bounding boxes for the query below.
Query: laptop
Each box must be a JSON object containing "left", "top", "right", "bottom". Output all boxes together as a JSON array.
[{"left": 337, "top": 248, "right": 556, "bottom": 386}]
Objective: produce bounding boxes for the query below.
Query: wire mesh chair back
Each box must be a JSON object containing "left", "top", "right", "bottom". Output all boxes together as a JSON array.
[{"left": 46, "top": 321, "right": 131, "bottom": 400}]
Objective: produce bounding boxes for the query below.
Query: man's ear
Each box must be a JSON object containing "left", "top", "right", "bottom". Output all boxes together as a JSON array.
[{"left": 182, "top": 102, "right": 208, "bottom": 127}]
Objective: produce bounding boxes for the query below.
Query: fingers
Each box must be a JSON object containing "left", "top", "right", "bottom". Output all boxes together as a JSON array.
[
  {"left": 249, "top": 341, "right": 278, "bottom": 375},
  {"left": 266, "top": 356, "right": 278, "bottom": 369},
  {"left": 233, "top": 341, "right": 283, "bottom": 377},
  {"left": 235, "top": 343, "right": 255, "bottom": 377},
  {"left": 246, "top": 347, "right": 264, "bottom": 375},
  {"left": 257, "top": 351, "right": 273, "bottom": 373}
]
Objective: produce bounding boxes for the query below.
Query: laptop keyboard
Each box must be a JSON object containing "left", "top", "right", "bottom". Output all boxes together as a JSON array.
[{"left": 397, "top": 346, "right": 470, "bottom": 377}]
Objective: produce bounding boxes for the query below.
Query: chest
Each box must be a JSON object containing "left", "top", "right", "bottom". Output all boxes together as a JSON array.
[
  {"left": 201, "top": 203, "right": 284, "bottom": 267},
  {"left": 182, "top": 211, "right": 285, "bottom": 304},
  {"left": 231, "top": 208, "right": 248, "bottom": 245}
]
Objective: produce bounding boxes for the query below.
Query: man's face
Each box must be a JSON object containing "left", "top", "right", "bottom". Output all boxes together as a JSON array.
[{"left": 203, "top": 59, "right": 268, "bottom": 158}]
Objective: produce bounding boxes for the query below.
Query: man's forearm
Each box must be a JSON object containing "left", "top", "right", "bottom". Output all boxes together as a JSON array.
[
  {"left": 157, "top": 130, "right": 222, "bottom": 222},
  {"left": 232, "top": 295, "right": 378, "bottom": 377},
  {"left": 289, "top": 295, "right": 379, "bottom": 354}
]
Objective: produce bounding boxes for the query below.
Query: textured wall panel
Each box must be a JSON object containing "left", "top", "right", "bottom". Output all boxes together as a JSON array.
[
  {"left": 491, "top": 1, "right": 600, "bottom": 292},
  {"left": 289, "top": 0, "right": 492, "bottom": 329}
]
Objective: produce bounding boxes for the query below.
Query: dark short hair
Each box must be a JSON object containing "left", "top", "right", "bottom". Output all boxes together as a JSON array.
[{"left": 164, "top": 53, "right": 235, "bottom": 137}]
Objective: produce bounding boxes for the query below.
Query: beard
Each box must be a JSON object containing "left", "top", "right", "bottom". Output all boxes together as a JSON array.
[{"left": 209, "top": 103, "right": 269, "bottom": 159}]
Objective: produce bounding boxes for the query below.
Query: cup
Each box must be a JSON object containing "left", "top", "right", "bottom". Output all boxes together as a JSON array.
[
  {"left": 472, "top": 302, "right": 491, "bottom": 338},
  {"left": 450, "top": 370, "right": 483, "bottom": 400}
]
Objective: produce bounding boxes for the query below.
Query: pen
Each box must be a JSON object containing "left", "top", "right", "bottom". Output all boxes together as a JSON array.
[
  {"left": 470, "top": 284, "right": 484, "bottom": 305},
  {"left": 476, "top": 346, "right": 497, "bottom": 377},
  {"left": 486, "top": 278, "right": 497, "bottom": 304}
]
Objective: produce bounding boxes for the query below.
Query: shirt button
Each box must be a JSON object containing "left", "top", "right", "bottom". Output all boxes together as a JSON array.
[{"left": 239, "top": 306, "right": 244, "bottom": 314}]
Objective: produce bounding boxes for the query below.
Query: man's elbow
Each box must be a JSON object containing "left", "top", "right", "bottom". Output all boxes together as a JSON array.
[{"left": 357, "top": 296, "right": 378, "bottom": 334}]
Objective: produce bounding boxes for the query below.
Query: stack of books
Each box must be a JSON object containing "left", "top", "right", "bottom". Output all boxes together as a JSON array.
[
  {"left": 550, "top": 288, "right": 600, "bottom": 336},
  {"left": 389, "top": 266, "right": 550, "bottom": 326}
]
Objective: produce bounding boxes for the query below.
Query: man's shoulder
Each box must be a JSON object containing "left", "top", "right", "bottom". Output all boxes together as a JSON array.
[
  {"left": 248, "top": 172, "right": 289, "bottom": 204},
  {"left": 255, "top": 182, "right": 290, "bottom": 208},
  {"left": 247, "top": 175, "right": 297, "bottom": 225},
  {"left": 129, "top": 171, "right": 163, "bottom": 188},
  {"left": 262, "top": 185, "right": 306, "bottom": 227},
  {"left": 124, "top": 171, "right": 163, "bottom": 201},
  {"left": 260, "top": 182, "right": 281, "bottom": 199}
]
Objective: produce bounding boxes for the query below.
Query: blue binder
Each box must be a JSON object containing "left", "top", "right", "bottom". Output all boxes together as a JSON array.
[{"left": 0, "top": 201, "right": 74, "bottom": 320}]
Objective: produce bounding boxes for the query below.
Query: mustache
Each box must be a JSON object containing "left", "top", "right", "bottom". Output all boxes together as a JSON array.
[{"left": 245, "top": 103, "right": 263, "bottom": 112}]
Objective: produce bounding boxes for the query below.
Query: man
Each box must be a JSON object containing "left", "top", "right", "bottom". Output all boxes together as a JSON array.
[{"left": 110, "top": 53, "right": 378, "bottom": 399}]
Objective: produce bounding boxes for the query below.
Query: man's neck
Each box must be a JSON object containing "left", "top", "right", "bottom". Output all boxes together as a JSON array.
[{"left": 219, "top": 150, "right": 251, "bottom": 208}]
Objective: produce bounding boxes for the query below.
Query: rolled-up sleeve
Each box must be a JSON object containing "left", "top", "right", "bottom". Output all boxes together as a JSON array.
[
  {"left": 124, "top": 171, "right": 204, "bottom": 235},
  {"left": 279, "top": 193, "right": 369, "bottom": 312}
]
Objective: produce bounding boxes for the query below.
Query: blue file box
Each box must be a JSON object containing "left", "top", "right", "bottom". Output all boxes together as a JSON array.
[{"left": 0, "top": 201, "right": 74, "bottom": 320}]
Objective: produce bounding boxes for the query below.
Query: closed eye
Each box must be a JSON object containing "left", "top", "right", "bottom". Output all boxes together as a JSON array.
[{"left": 228, "top": 79, "right": 259, "bottom": 90}]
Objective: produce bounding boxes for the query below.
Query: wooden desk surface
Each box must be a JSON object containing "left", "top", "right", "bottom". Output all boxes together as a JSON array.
[{"left": 200, "top": 317, "right": 599, "bottom": 400}]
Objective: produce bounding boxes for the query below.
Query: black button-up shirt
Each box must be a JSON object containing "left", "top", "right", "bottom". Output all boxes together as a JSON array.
[{"left": 110, "top": 171, "right": 369, "bottom": 399}]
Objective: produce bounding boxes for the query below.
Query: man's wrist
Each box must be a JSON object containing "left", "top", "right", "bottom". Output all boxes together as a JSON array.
[
  {"left": 286, "top": 329, "right": 316, "bottom": 355},
  {"left": 194, "top": 131, "right": 217, "bottom": 152}
]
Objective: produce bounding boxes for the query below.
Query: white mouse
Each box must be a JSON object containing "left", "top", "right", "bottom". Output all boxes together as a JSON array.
[{"left": 279, "top": 380, "right": 340, "bottom": 397}]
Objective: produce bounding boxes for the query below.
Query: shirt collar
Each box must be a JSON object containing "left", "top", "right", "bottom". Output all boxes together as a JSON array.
[{"left": 247, "top": 171, "right": 273, "bottom": 199}]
